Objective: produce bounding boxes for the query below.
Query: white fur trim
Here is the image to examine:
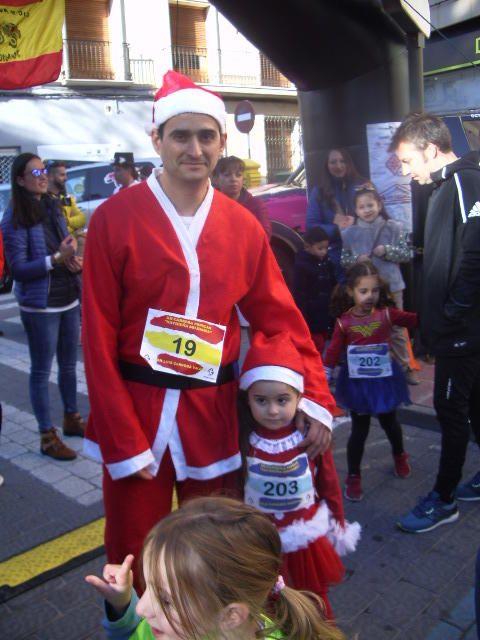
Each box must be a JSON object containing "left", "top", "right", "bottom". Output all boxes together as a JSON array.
[
  {"left": 152, "top": 87, "right": 226, "bottom": 133},
  {"left": 249, "top": 429, "right": 304, "bottom": 454},
  {"left": 327, "top": 518, "right": 362, "bottom": 556},
  {"left": 106, "top": 449, "right": 156, "bottom": 481},
  {"left": 279, "top": 501, "right": 331, "bottom": 552},
  {"left": 298, "top": 397, "right": 333, "bottom": 430},
  {"left": 240, "top": 365, "right": 303, "bottom": 392},
  {"left": 183, "top": 452, "right": 242, "bottom": 480},
  {"left": 278, "top": 501, "right": 361, "bottom": 555}
]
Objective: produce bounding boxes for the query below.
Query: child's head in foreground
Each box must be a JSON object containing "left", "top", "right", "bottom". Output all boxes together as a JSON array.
[{"left": 138, "top": 496, "right": 345, "bottom": 640}]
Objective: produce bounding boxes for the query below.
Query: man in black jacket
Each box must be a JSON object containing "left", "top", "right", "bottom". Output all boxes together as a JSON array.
[{"left": 389, "top": 112, "right": 480, "bottom": 533}]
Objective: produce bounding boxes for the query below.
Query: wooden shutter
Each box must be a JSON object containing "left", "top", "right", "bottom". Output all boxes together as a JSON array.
[
  {"left": 260, "top": 53, "right": 291, "bottom": 88},
  {"left": 65, "top": 0, "right": 114, "bottom": 80},
  {"left": 169, "top": 4, "right": 208, "bottom": 83}
]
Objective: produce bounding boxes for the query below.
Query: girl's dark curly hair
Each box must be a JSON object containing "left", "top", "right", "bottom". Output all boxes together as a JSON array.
[{"left": 330, "top": 260, "right": 394, "bottom": 318}]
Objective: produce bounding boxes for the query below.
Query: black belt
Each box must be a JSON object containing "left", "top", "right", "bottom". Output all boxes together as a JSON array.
[{"left": 119, "top": 359, "right": 237, "bottom": 390}]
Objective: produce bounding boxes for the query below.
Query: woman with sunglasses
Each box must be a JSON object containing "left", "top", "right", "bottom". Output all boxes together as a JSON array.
[
  {"left": 1, "top": 153, "right": 85, "bottom": 460},
  {"left": 306, "top": 148, "right": 368, "bottom": 282}
]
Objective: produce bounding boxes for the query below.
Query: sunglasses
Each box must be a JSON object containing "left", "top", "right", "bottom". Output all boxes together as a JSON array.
[{"left": 28, "top": 168, "right": 48, "bottom": 177}]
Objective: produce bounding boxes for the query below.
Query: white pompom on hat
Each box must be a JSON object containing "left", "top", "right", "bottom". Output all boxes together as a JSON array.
[
  {"left": 239, "top": 332, "right": 304, "bottom": 393},
  {"left": 147, "top": 70, "right": 227, "bottom": 134}
]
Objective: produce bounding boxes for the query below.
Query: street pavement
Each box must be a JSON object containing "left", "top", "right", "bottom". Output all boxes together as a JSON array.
[{"left": 0, "top": 291, "right": 478, "bottom": 639}]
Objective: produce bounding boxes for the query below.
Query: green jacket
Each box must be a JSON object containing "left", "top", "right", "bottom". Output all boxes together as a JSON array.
[{"left": 103, "top": 592, "right": 284, "bottom": 639}]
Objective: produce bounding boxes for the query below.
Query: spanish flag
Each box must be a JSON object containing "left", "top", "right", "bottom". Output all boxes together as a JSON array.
[{"left": 0, "top": 0, "right": 64, "bottom": 90}]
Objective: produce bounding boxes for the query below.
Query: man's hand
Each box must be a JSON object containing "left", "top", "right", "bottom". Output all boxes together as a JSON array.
[
  {"left": 296, "top": 411, "right": 332, "bottom": 458},
  {"left": 85, "top": 554, "right": 134, "bottom": 616},
  {"left": 133, "top": 466, "right": 154, "bottom": 480}
]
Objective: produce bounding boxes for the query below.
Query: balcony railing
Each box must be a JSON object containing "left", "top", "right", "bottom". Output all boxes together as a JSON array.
[
  {"left": 172, "top": 46, "right": 209, "bottom": 83},
  {"left": 63, "top": 39, "right": 115, "bottom": 80},
  {"left": 60, "top": 39, "right": 293, "bottom": 90},
  {"left": 167, "top": 46, "right": 293, "bottom": 89},
  {"left": 130, "top": 57, "right": 156, "bottom": 85}
]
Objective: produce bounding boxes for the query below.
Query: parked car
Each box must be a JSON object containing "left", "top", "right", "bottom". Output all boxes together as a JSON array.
[
  {"left": 251, "top": 164, "right": 307, "bottom": 288},
  {"left": 65, "top": 159, "right": 160, "bottom": 224},
  {"left": 0, "top": 159, "right": 160, "bottom": 224}
]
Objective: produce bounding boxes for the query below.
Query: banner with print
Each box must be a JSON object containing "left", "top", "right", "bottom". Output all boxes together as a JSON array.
[{"left": 0, "top": 0, "right": 64, "bottom": 90}]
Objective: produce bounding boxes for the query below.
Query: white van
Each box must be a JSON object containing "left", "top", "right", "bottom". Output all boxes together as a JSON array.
[{"left": 0, "top": 159, "right": 160, "bottom": 224}]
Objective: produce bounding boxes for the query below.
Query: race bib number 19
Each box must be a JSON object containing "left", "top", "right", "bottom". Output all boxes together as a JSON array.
[{"left": 140, "top": 309, "right": 226, "bottom": 383}]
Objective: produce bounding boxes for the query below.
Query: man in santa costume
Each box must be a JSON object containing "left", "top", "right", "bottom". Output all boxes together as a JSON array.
[{"left": 82, "top": 70, "right": 336, "bottom": 571}]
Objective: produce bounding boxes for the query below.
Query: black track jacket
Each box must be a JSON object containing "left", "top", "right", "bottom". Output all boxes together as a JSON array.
[{"left": 421, "top": 151, "right": 480, "bottom": 356}]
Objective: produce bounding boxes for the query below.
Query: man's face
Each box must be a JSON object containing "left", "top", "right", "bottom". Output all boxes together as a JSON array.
[
  {"left": 395, "top": 141, "right": 436, "bottom": 185},
  {"left": 49, "top": 166, "right": 67, "bottom": 191},
  {"left": 152, "top": 113, "right": 226, "bottom": 186},
  {"left": 113, "top": 164, "right": 134, "bottom": 188}
]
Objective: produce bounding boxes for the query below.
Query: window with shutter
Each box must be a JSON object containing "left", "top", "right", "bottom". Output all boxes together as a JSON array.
[
  {"left": 169, "top": 4, "right": 208, "bottom": 83},
  {"left": 65, "top": 0, "right": 114, "bottom": 80}
]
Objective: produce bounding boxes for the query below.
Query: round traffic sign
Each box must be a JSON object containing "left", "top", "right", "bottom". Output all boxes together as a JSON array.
[{"left": 234, "top": 100, "right": 255, "bottom": 134}]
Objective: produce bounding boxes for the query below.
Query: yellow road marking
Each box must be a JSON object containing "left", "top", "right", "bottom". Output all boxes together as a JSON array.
[{"left": 0, "top": 517, "right": 104, "bottom": 588}]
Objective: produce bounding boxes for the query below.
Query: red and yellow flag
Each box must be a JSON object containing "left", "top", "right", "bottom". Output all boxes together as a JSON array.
[{"left": 0, "top": 0, "right": 64, "bottom": 90}]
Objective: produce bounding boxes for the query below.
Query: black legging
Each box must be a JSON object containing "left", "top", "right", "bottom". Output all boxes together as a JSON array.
[{"left": 347, "top": 411, "right": 405, "bottom": 475}]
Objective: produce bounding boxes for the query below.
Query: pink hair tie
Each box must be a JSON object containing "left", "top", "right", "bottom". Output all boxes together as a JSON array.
[{"left": 270, "top": 575, "right": 285, "bottom": 601}]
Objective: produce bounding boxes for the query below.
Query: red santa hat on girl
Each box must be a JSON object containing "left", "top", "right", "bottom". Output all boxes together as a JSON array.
[
  {"left": 147, "top": 70, "right": 227, "bottom": 134},
  {"left": 239, "top": 332, "right": 304, "bottom": 393}
]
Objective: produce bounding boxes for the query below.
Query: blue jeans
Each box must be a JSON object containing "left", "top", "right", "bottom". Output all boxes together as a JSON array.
[{"left": 21, "top": 305, "right": 80, "bottom": 433}]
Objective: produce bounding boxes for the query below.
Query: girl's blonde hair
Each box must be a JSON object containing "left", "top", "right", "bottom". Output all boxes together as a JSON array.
[{"left": 142, "top": 496, "right": 345, "bottom": 640}]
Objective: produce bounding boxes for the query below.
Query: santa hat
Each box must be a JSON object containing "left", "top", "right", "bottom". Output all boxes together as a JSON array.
[
  {"left": 239, "top": 332, "right": 304, "bottom": 393},
  {"left": 147, "top": 70, "right": 226, "bottom": 134}
]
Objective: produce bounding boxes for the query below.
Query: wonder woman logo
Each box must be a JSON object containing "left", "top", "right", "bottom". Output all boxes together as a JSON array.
[{"left": 350, "top": 321, "right": 381, "bottom": 338}]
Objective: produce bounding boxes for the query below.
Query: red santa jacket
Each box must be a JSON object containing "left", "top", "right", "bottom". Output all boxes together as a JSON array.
[{"left": 82, "top": 176, "right": 335, "bottom": 480}]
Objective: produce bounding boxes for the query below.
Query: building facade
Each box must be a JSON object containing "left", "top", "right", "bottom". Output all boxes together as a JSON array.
[{"left": 0, "top": 0, "right": 301, "bottom": 184}]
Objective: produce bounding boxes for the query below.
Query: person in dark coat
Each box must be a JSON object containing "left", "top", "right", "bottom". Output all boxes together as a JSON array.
[
  {"left": 293, "top": 226, "right": 336, "bottom": 355},
  {"left": 391, "top": 112, "right": 480, "bottom": 534},
  {"left": 1, "top": 153, "right": 85, "bottom": 461}
]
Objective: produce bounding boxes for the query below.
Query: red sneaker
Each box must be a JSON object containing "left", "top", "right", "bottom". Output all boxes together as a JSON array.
[
  {"left": 394, "top": 452, "right": 411, "bottom": 478},
  {"left": 344, "top": 474, "right": 363, "bottom": 501}
]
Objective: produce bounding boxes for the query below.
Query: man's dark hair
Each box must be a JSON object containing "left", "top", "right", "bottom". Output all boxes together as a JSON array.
[
  {"left": 389, "top": 112, "right": 453, "bottom": 153},
  {"left": 303, "top": 226, "right": 329, "bottom": 245},
  {"left": 212, "top": 156, "right": 245, "bottom": 177},
  {"left": 45, "top": 160, "right": 66, "bottom": 174}
]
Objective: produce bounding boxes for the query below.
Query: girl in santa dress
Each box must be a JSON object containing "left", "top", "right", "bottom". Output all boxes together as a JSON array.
[{"left": 238, "top": 332, "right": 360, "bottom": 619}]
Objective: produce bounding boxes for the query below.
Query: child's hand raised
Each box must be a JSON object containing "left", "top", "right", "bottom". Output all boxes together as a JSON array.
[{"left": 85, "top": 554, "right": 134, "bottom": 615}]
